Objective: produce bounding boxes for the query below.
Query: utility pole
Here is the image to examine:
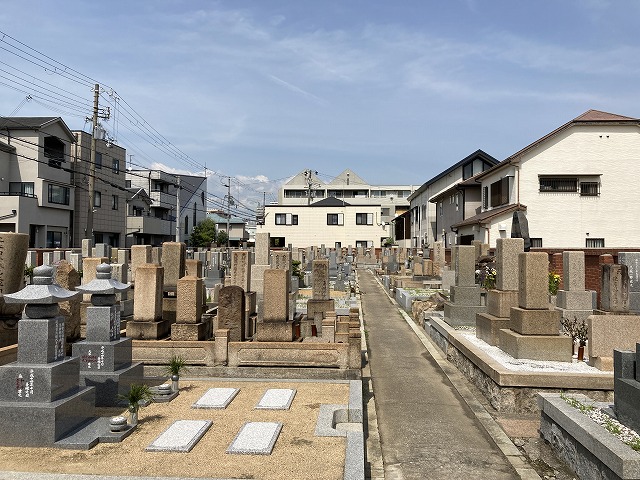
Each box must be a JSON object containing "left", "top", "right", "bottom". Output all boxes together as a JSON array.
[
  {"left": 304, "top": 169, "right": 318, "bottom": 205},
  {"left": 85, "top": 84, "right": 99, "bottom": 241},
  {"left": 85, "top": 83, "right": 109, "bottom": 244},
  {"left": 175, "top": 176, "right": 181, "bottom": 243}
]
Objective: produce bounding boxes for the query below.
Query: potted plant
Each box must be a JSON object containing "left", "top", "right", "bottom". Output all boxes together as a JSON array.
[
  {"left": 165, "top": 355, "right": 188, "bottom": 393},
  {"left": 118, "top": 384, "right": 153, "bottom": 426}
]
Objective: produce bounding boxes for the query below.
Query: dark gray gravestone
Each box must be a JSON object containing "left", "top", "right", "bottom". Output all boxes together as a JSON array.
[
  {"left": 73, "top": 264, "right": 143, "bottom": 406},
  {"left": 511, "top": 211, "right": 531, "bottom": 252},
  {"left": 0, "top": 266, "right": 96, "bottom": 446}
]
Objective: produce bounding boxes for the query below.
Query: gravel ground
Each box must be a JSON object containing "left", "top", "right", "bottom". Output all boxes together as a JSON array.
[{"left": 0, "top": 379, "right": 349, "bottom": 480}]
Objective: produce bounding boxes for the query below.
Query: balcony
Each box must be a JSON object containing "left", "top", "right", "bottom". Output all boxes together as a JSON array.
[
  {"left": 127, "top": 215, "right": 173, "bottom": 236},
  {"left": 150, "top": 189, "right": 173, "bottom": 208}
]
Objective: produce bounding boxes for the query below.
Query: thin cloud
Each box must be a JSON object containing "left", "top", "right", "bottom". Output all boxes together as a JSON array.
[{"left": 267, "top": 74, "right": 326, "bottom": 105}]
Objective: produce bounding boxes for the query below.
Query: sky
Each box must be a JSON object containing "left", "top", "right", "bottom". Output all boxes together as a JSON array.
[{"left": 0, "top": 0, "right": 639, "bottom": 216}]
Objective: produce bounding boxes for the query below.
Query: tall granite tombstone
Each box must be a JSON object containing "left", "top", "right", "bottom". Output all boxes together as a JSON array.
[
  {"left": 255, "top": 269, "right": 294, "bottom": 341},
  {"left": 55, "top": 260, "right": 82, "bottom": 346},
  {"left": 443, "top": 245, "right": 486, "bottom": 326},
  {"left": 0, "top": 233, "right": 29, "bottom": 347},
  {"left": 251, "top": 235, "right": 271, "bottom": 326},
  {"left": 555, "top": 251, "right": 593, "bottom": 324},
  {"left": 619, "top": 252, "right": 640, "bottom": 313},
  {"left": 229, "top": 250, "right": 256, "bottom": 339},
  {"left": 218, "top": 286, "right": 246, "bottom": 342},
  {"left": 498, "top": 252, "right": 571, "bottom": 362},
  {"left": 130, "top": 245, "right": 152, "bottom": 283},
  {"left": 0, "top": 266, "right": 96, "bottom": 446},
  {"left": 72, "top": 264, "right": 143, "bottom": 406},
  {"left": 511, "top": 211, "right": 531, "bottom": 252},
  {"left": 126, "top": 265, "right": 170, "bottom": 340},
  {"left": 305, "top": 259, "right": 334, "bottom": 336},
  {"left": 161, "top": 242, "right": 186, "bottom": 292},
  {"left": 171, "top": 275, "right": 210, "bottom": 341},
  {"left": 476, "top": 238, "right": 523, "bottom": 345}
]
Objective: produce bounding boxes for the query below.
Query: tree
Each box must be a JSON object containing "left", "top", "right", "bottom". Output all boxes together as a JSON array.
[
  {"left": 216, "top": 229, "right": 229, "bottom": 247},
  {"left": 190, "top": 218, "right": 217, "bottom": 247}
]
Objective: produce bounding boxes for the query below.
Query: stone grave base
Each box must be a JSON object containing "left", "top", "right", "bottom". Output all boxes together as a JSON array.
[
  {"left": 126, "top": 319, "right": 172, "bottom": 340},
  {"left": 510, "top": 307, "right": 561, "bottom": 335},
  {"left": 615, "top": 376, "right": 640, "bottom": 434},
  {"left": 554, "top": 307, "right": 593, "bottom": 324},
  {"left": 588, "top": 314, "right": 640, "bottom": 370},
  {"left": 171, "top": 320, "right": 211, "bottom": 341},
  {"left": 79, "top": 362, "right": 144, "bottom": 407},
  {"left": 255, "top": 321, "right": 295, "bottom": 342},
  {"left": 487, "top": 289, "right": 518, "bottom": 318},
  {"left": 228, "top": 341, "right": 350, "bottom": 368},
  {"left": 0, "top": 387, "right": 96, "bottom": 447},
  {"left": 538, "top": 393, "right": 640, "bottom": 480},
  {"left": 443, "top": 302, "right": 487, "bottom": 327},
  {"left": 162, "top": 297, "right": 177, "bottom": 324},
  {"left": 556, "top": 290, "right": 593, "bottom": 310},
  {"left": 427, "top": 316, "right": 612, "bottom": 414},
  {"left": 475, "top": 312, "right": 510, "bottom": 346},
  {"left": 498, "top": 329, "right": 572, "bottom": 362},
  {"left": 450, "top": 285, "right": 484, "bottom": 305}
]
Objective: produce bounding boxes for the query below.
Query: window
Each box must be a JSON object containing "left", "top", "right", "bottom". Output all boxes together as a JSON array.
[
  {"left": 185, "top": 215, "right": 189, "bottom": 234},
  {"left": 580, "top": 182, "right": 600, "bottom": 196},
  {"left": 356, "top": 240, "right": 370, "bottom": 248},
  {"left": 112, "top": 158, "right": 120, "bottom": 174},
  {"left": 327, "top": 213, "right": 344, "bottom": 225},
  {"left": 356, "top": 213, "right": 373, "bottom": 225},
  {"left": 44, "top": 136, "right": 64, "bottom": 168},
  {"left": 95, "top": 152, "right": 102, "bottom": 169},
  {"left": 9, "top": 182, "right": 34, "bottom": 197},
  {"left": 482, "top": 186, "right": 488, "bottom": 209},
  {"left": 94, "top": 191, "right": 101, "bottom": 208},
  {"left": 530, "top": 238, "right": 543, "bottom": 248},
  {"left": 112, "top": 195, "right": 118, "bottom": 210},
  {"left": 132, "top": 206, "right": 144, "bottom": 216},
  {"left": 539, "top": 177, "right": 577, "bottom": 192},
  {"left": 421, "top": 205, "right": 427, "bottom": 220},
  {"left": 46, "top": 231, "right": 62, "bottom": 248},
  {"left": 438, "top": 202, "right": 443, "bottom": 216},
  {"left": 455, "top": 194, "right": 459, "bottom": 211},
  {"left": 586, "top": 238, "right": 605, "bottom": 248},
  {"left": 490, "top": 177, "right": 510, "bottom": 207},
  {"left": 275, "top": 213, "right": 298, "bottom": 225},
  {"left": 48, "top": 184, "right": 69, "bottom": 205},
  {"left": 125, "top": 180, "right": 131, "bottom": 188},
  {"left": 463, "top": 162, "right": 474, "bottom": 180},
  {"left": 193, "top": 202, "right": 197, "bottom": 230}
]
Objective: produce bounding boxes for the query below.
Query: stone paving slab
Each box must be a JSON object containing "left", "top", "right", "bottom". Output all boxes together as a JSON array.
[
  {"left": 146, "top": 420, "right": 212, "bottom": 452},
  {"left": 227, "top": 421, "right": 283, "bottom": 455},
  {"left": 255, "top": 388, "right": 296, "bottom": 410},
  {"left": 192, "top": 387, "right": 239, "bottom": 409}
]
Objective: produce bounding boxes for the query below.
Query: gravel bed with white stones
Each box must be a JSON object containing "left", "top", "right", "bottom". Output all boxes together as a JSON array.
[{"left": 458, "top": 331, "right": 609, "bottom": 374}]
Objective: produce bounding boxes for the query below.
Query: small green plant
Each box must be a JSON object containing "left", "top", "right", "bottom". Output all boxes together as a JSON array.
[
  {"left": 628, "top": 437, "right": 640, "bottom": 451},
  {"left": 291, "top": 260, "right": 305, "bottom": 283},
  {"left": 549, "top": 272, "right": 561, "bottom": 295},
  {"left": 24, "top": 265, "right": 34, "bottom": 279},
  {"left": 560, "top": 392, "right": 594, "bottom": 413},
  {"left": 604, "top": 418, "right": 622, "bottom": 435},
  {"left": 383, "top": 237, "right": 394, "bottom": 247},
  {"left": 165, "top": 355, "right": 188, "bottom": 377},
  {"left": 118, "top": 384, "right": 153, "bottom": 413}
]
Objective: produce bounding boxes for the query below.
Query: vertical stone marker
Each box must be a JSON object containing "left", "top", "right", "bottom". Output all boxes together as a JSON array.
[
  {"left": 161, "top": 242, "right": 186, "bottom": 291},
  {"left": 443, "top": 245, "right": 486, "bottom": 327},
  {"left": 127, "top": 265, "right": 171, "bottom": 340},
  {"left": 230, "top": 250, "right": 251, "bottom": 292},
  {"left": 0, "top": 266, "right": 96, "bottom": 446},
  {"left": 555, "top": 251, "right": 593, "bottom": 324},
  {"left": 55, "top": 260, "right": 82, "bottom": 344},
  {"left": 0, "top": 233, "right": 29, "bottom": 347},
  {"left": 255, "top": 269, "right": 293, "bottom": 341},
  {"left": 619, "top": 252, "right": 640, "bottom": 312},
  {"left": 600, "top": 264, "right": 629, "bottom": 313},
  {"left": 218, "top": 285, "right": 246, "bottom": 342},
  {"left": 130, "top": 245, "right": 152, "bottom": 283},
  {"left": 312, "top": 259, "right": 330, "bottom": 300},
  {"left": 499, "top": 252, "right": 571, "bottom": 362},
  {"left": 171, "top": 275, "right": 210, "bottom": 341},
  {"left": 73, "top": 263, "right": 143, "bottom": 406},
  {"left": 476, "top": 238, "right": 523, "bottom": 345}
]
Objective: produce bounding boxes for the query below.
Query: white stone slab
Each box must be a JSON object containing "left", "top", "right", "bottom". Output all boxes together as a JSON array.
[
  {"left": 146, "top": 420, "right": 212, "bottom": 452},
  {"left": 227, "top": 421, "right": 283, "bottom": 455},
  {"left": 192, "top": 387, "right": 239, "bottom": 409},
  {"left": 255, "top": 388, "right": 296, "bottom": 410}
]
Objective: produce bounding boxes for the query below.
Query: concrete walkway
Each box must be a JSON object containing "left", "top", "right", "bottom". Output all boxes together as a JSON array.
[{"left": 359, "top": 269, "right": 520, "bottom": 480}]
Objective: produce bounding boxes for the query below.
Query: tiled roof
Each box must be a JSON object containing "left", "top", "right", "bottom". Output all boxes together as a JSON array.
[
  {"left": 451, "top": 203, "right": 526, "bottom": 229},
  {"left": 0, "top": 117, "right": 59, "bottom": 129},
  {"left": 310, "top": 197, "right": 352, "bottom": 207}
]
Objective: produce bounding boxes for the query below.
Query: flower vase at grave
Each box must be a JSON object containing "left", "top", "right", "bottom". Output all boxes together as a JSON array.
[
  {"left": 172, "top": 374, "right": 180, "bottom": 393},
  {"left": 577, "top": 345, "right": 585, "bottom": 362},
  {"left": 129, "top": 407, "right": 138, "bottom": 427}
]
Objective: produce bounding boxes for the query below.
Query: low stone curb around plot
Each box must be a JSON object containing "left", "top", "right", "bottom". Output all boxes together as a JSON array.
[
  {"left": 227, "top": 421, "right": 283, "bottom": 455},
  {"left": 255, "top": 388, "right": 296, "bottom": 410},
  {"left": 192, "top": 387, "right": 240, "bottom": 409},
  {"left": 146, "top": 419, "right": 212, "bottom": 452}
]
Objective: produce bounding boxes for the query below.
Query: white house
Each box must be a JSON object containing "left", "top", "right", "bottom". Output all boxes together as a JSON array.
[{"left": 453, "top": 110, "right": 640, "bottom": 248}]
